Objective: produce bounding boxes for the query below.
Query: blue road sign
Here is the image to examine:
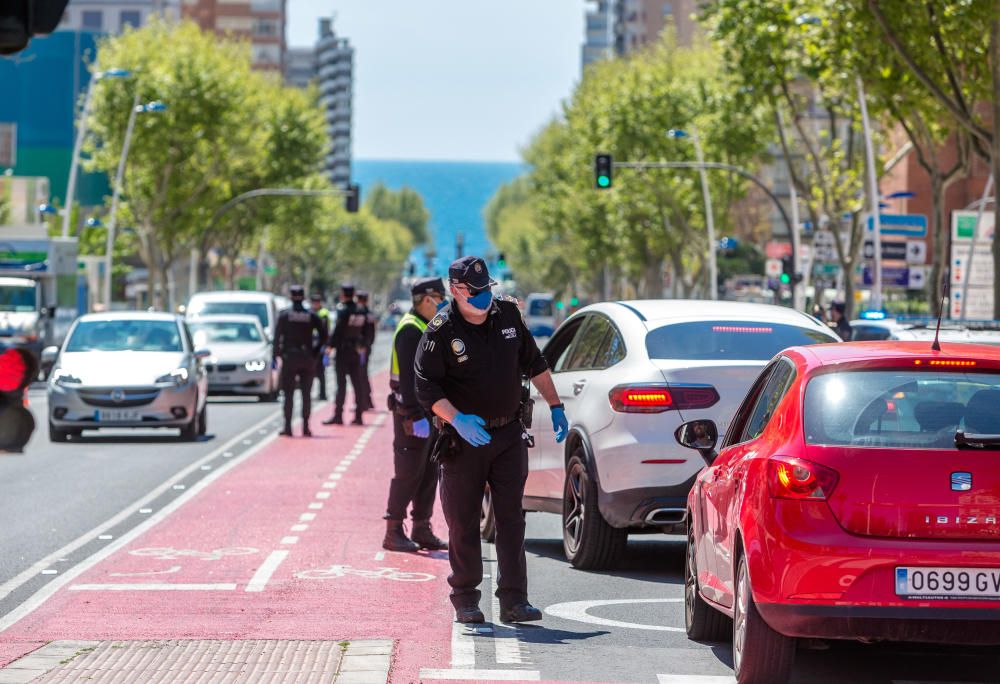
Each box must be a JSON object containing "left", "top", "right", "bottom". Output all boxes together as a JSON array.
[
  {"left": 863, "top": 265, "right": 909, "bottom": 287},
  {"left": 866, "top": 214, "right": 927, "bottom": 238}
]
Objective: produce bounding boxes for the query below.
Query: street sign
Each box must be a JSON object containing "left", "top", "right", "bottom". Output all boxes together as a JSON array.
[
  {"left": 950, "top": 210, "right": 996, "bottom": 319},
  {"left": 951, "top": 289, "right": 994, "bottom": 319},
  {"left": 765, "top": 242, "right": 792, "bottom": 259},
  {"left": 907, "top": 265, "right": 927, "bottom": 290},
  {"left": 812, "top": 230, "right": 839, "bottom": 262},
  {"left": 863, "top": 240, "right": 907, "bottom": 261},
  {"left": 765, "top": 258, "right": 782, "bottom": 278},
  {"left": 865, "top": 213, "right": 928, "bottom": 238},
  {"left": 906, "top": 240, "right": 927, "bottom": 264},
  {"left": 863, "top": 265, "right": 909, "bottom": 288}
]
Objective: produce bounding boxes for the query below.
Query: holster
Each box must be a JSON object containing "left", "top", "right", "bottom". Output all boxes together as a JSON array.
[{"left": 429, "top": 423, "right": 460, "bottom": 464}]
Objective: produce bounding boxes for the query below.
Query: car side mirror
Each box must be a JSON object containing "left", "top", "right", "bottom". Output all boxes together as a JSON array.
[
  {"left": 194, "top": 348, "right": 211, "bottom": 360},
  {"left": 674, "top": 419, "right": 719, "bottom": 466},
  {"left": 41, "top": 346, "right": 59, "bottom": 366}
]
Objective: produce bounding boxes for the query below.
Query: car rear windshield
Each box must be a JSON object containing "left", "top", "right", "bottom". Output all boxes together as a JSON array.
[
  {"left": 804, "top": 370, "right": 1000, "bottom": 448},
  {"left": 192, "top": 302, "right": 269, "bottom": 329},
  {"left": 645, "top": 321, "right": 833, "bottom": 361},
  {"left": 190, "top": 321, "right": 262, "bottom": 345},
  {"left": 528, "top": 299, "right": 553, "bottom": 316},
  {"left": 66, "top": 320, "right": 183, "bottom": 353},
  {"left": 0, "top": 284, "right": 36, "bottom": 313}
]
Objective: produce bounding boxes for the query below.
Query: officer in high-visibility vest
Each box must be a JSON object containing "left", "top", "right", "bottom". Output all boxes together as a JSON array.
[
  {"left": 383, "top": 277, "right": 449, "bottom": 552},
  {"left": 310, "top": 293, "right": 331, "bottom": 400}
]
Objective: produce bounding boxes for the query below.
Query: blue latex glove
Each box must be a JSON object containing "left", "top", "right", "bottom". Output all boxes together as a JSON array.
[
  {"left": 551, "top": 406, "right": 569, "bottom": 443},
  {"left": 452, "top": 413, "right": 492, "bottom": 447},
  {"left": 412, "top": 417, "right": 430, "bottom": 439}
]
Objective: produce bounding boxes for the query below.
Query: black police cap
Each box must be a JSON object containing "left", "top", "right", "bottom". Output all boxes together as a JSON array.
[
  {"left": 356, "top": 291, "right": 370, "bottom": 301},
  {"left": 310, "top": 293, "right": 323, "bottom": 302},
  {"left": 411, "top": 277, "right": 445, "bottom": 297},
  {"left": 290, "top": 285, "right": 305, "bottom": 299},
  {"left": 448, "top": 256, "right": 496, "bottom": 290},
  {"left": 341, "top": 283, "right": 355, "bottom": 297}
]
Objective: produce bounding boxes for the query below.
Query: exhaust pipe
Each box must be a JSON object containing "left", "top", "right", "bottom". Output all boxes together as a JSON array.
[{"left": 644, "top": 508, "right": 687, "bottom": 525}]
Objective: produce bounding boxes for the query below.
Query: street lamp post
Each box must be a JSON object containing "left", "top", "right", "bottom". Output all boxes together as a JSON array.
[
  {"left": 669, "top": 126, "right": 718, "bottom": 300},
  {"left": 62, "top": 68, "right": 131, "bottom": 238},
  {"left": 857, "top": 77, "right": 885, "bottom": 312},
  {"left": 103, "top": 97, "right": 167, "bottom": 310}
]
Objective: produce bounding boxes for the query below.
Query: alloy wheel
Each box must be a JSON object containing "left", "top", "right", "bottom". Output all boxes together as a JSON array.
[
  {"left": 734, "top": 558, "right": 749, "bottom": 672},
  {"left": 685, "top": 528, "right": 697, "bottom": 629},
  {"left": 563, "top": 462, "right": 585, "bottom": 554}
]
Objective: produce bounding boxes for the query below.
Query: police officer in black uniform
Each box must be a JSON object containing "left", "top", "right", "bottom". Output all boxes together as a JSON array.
[
  {"left": 415, "top": 256, "right": 569, "bottom": 624},
  {"left": 383, "top": 277, "right": 449, "bottom": 553},
  {"left": 273, "top": 285, "right": 325, "bottom": 437},
  {"left": 356, "top": 290, "right": 376, "bottom": 412},
  {"left": 323, "top": 284, "right": 368, "bottom": 425},
  {"left": 310, "top": 293, "right": 331, "bottom": 400}
]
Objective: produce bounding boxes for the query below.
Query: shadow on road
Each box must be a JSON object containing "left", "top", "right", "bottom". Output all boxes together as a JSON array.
[
  {"left": 525, "top": 534, "right": 686, "bottom": 585},
  {"left": 65, "top": 433, "right": 218, "bottom": 445},
  {"left": 502, "top": 623, "right": 611, "bottom": 646}
]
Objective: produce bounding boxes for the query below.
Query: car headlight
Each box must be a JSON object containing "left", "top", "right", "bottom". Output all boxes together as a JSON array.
[
  {"left": 155, "top": 368, "right": 190, "bottom": 386},
  {"left": 52, "top": 369, "right": 82, "bottom": 386},
  {"left": 245, "top": 359, "right": 268, "bottom": 372}
]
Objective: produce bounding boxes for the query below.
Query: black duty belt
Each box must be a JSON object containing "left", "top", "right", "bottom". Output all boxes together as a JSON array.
[{"left": 432, "top": 414, "right": 519, "bottom": 431}]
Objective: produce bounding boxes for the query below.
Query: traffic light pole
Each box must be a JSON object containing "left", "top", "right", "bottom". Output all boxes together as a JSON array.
[{"left": 612, "top": 160, "right": 797, "bottom": 294}]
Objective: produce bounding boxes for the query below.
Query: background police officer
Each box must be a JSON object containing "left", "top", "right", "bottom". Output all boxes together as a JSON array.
[
  {"left": 383, "top": 277, "right": 449, "bottom": 553},
  {"left": 273, "top": 285, "right": 325, "bottom": 437},
  {"left": 324, "top": 284, "right": 368, "bottom": 425},
  {"left": 310, "top": 293, "right": 331, "bottom": 400},
  {"left": 415, "top": 256, "right": 569, "bottom": 624},
  {"left": 356, "top": 290, "right": 376, "bottom": 412}
]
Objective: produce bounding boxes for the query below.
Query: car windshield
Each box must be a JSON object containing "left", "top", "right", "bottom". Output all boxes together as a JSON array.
[
  {"left": 645, "top": 320, "right": 834, "bottom": 361},
  {"left": 0, "top": 284, "right": 36, "bottom": 313},
  {"left": 189, "top": 321, "right": 262, "bottom": 346},
  {"left": 191, "top": 302, "right": 269, "bottom": 328},
  {"left": 65, "top": 319, "right": 184, "bottom": 353},
  {"left": 529, "top": 299, "right": 553, "bottom": 316},
  {"left": 804, "top": 370, "right": 1000, "bottom": 449}
]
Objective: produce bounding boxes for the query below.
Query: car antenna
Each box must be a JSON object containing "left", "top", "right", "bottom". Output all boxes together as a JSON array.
[{"left": 931, "top": 267, "right": 948, "bottom": 352}]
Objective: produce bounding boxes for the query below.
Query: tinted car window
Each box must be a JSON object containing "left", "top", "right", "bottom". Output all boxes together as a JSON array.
[
  {"left": 805, "top": 370, "right": 1000, "bottom": 448},
  {"left": 192, "top": 302, "right": 270, "bottom": 329},
  {"left": 564, "top": 316, "right": 612, "bottom": 370},
  {"left": 595, "top": 329, "right": 626, "bottom": 368},
  {"left": 645, "top": 321, "right": 833, "bottom": 360},
  {"left": 851, "top": 325, "right": 891, "bottom": 341},
  {"left": 741, "top": 359, "right": 795, "bottom": 442},
  {"left": 528, "top": 299, "right": 553, "bottom": 316},
  {"left": 66, "top": 320, "right": 183, "bottom": 353},
  {"left": 545, "top": 317, "right": 585, "bottom": 372}
]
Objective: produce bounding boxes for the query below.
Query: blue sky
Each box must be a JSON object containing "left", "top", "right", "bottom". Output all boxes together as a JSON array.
[{"left": 287, "top": 1, "right": 585, "bottom": 162}]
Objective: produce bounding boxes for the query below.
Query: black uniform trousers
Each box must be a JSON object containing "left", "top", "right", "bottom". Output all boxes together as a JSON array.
[
  {"left": 280, "top": 351, "right": 316, "bottom": 426},
  {"left": 385, "top": 412, "right": 439, "bottom": 522},
  {"left": 439, "top": 421, "right": 528, "bottom": 610},
  {"left": 314, "top": 356, "right": 327, "bottom": 399},
  {"left": 359, "top": 348, "right": 373, "bottom": 410},
  {"left": 334, "top": 346, "right": 366, "bottom": 415}
]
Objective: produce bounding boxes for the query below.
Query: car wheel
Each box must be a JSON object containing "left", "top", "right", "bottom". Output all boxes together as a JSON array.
[
  {"left": 48, "top": 420, "right": 69, "bottom": 443},
  {"left": 685, "top": 520, "right": 731, "bottom": 641},
  {"left": 562, "top": 450, "right": 627, "bottom": 570},
  {"left": 179, "top": 400, "right": 200, "bottom": 442},
  {"left": 480, "top": 484, "right": 496, "bottom": 543},
  {"left": 197, "top": 403, "right": 207, "bottom": 436},
  {"left": 733, "top": 550, "right": 795, "bottom": 684}
]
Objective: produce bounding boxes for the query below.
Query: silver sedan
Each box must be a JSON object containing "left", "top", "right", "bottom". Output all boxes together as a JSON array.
[
  {"left": 187, "top": 314, "right": 279, "bottom": 401},
  {"left": 44, "top": 312, "right": 209, "bottom": 442}
]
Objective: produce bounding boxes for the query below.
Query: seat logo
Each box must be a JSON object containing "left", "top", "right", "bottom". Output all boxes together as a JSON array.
[
  {"left": 111, "top": 389, "right": 126, "bottom": 404},
  {"left": 951, "top": 472, "right": 972, "bottom": 491}
]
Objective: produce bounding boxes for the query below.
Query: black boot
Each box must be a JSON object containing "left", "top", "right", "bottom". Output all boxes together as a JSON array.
[
  {"left": 302, "top": 421, "right": 312, "bottom": 437},
  {"left": 500, "top": 602, "right": 542, "bottom": 623},
  {"left": 351, "top": 410, "right": 364, "bottom": 426},
  {"left": 455, "top": 605, "right": 485, "bottom": 624},
  {"left": 322, "top": 411, "right": 343, "bottom": 426},
  {"left": 411, "top": 520, "right": 448, "bottom": 550},
  {"left": 279, "top": 424, "right": 293, "bottom": 437},
  {"left": 382, "top": 520, "right": 419, "bottom": 552}
]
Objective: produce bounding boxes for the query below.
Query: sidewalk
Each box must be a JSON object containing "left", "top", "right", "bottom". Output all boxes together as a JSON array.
[{"left": 0, "top": 373, "right": 465, "bottom": 683}]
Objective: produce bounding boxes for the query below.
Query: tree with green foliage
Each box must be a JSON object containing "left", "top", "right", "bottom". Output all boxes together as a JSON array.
[{"left": 363, "top": 182, "right": 430, "bottom": 245}]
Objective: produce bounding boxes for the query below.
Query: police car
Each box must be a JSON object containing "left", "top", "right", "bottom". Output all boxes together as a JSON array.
[{"left": 850, "top": 312, "right": 1000, "bottom": 345}]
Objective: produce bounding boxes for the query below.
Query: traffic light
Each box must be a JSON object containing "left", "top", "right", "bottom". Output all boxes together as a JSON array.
[
  {"left": 594, "top": 154, "right": 613, "bottom": 189},
  {"left": 345, "top": 183, "right": 360, "bottom": 213},
  {"left": 0, "top": 347, "right": 37, "bottom": 452},
  {"left": 0, "top": 0, "right": 70, "bottom": 55},
  {"left": 497, "top": 252, "right": 506, "bottom": 269},
  {"left": 780, "top": 255, "right": 801, "bottom": 286}
]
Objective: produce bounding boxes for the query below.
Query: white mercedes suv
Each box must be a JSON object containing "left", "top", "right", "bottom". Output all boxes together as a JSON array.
[{"left": 482, "top": 300, "right": 839, "bottom": 569}]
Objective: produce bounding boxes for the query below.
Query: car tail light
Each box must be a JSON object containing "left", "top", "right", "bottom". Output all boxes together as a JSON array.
[
  {"left": 767, "top": 455, "right": 839, "bottom": 501},
  {"left": 609, "top": 384, "right": 719, "bottom": 413}
]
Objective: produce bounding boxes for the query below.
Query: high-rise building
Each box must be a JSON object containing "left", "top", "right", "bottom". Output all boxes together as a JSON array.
[
  {"left": 284, "top": 47, "right": 316, "bottom": 88},
  {"left": 582, "top": 0, "right": 699, "bottom": 70},
  {"left": 315, "top": 17, "right": 353, "bottom": 188},
  {"left": 182, "top": 0, "right": 286, "bottom": 73},
  {"left": 59, "top": 0, "right": 180, "bottom": 33},
  {"left": 582, "top": 0, "right": 622, "bottom": 69}
]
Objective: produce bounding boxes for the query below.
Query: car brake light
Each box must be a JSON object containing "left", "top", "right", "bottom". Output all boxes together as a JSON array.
[
  {"left": 609, "top": 384, "right": 719, "bottom": 413},
  {"left": 767, "top": 455, "right": 839, "bottom": 501}
]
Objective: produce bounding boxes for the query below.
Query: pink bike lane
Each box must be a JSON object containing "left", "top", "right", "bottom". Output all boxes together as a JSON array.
[{"left": 0, "top": 375, "right": 461, "bottom": 682}]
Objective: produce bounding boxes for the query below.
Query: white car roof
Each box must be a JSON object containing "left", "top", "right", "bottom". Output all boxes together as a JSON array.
[
  {"left": 0, "top": 277, "right": 36, "bottom": 286},
  {"left": 597, "top": 299, "right": 825, "bottom": 328},
  {"left": 188, "top": 291, "right": 275, "bottom": 302},
  {"left": 76, "top": 311, "right": 181, "bottom": 323},
  {"left": 186, "top": 314, "right": 263, "bottom": 327}
]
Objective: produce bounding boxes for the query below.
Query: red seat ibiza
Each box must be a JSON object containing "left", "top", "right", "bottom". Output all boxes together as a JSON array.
[{"left": 675, "top": 341, "right": 1000, "bottom": 684}]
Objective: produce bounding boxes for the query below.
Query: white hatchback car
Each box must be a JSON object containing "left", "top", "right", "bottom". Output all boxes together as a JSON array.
[{"left": 483, "top": 300, "right": 840, "bottom": 569}]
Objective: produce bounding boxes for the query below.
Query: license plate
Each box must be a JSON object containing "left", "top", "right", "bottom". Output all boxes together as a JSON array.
[
  {"left": 215, "top": 375, "right": 231, "bottom": 383},
  {"left": 895, "top": 567, "right": 1000, "bottom": 600},
  {"left": 95, "top": 409, "right": 141, "bottom": 422}
]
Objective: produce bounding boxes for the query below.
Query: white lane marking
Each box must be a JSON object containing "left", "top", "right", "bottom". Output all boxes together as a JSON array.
[
  {"left": 138, "top": 508, "right": 152, "bottom": 514},
  {"left": 242, "top": 439, "right": 252, "bottom": 445},
  {"left": 40, "top": 570, "right": 57, "bottom": 575},
  {"left": 110, "top": 566, "right": 181, "bottom": 577},
  {"left": 97, "top": 535, "right": 113, "bottom": 540},
  {"left": 200, "top": 465, "right": 212, "bottom": 471},
  {"left": 0, "top": 406, "right": 283, "bottom": 610},
  {"left": 245, "top": 550, "right": 289, "bottom": 592},
  {"left": 70, "top": 583, "right": 237, "bottom": 591},
  {"left": 299, "top": 513, "right": 316, "bottom": 522},
  {"left": 449, "top": 621, "right": 476, "bottom": 668},
  {"left": 488, "top": 542, "right": 525, "bottom": 665},
  {"left": 328, "top": 473, "right": 342, "bottom": 480},
  {"left": 280, "top": 537, "right": 299, "bottom": 545},
  {"left": 308, "top": 503, "right": 323, "bottom": 510},
  {"left": 419, "top": 669, "right": 540, "bottom": 681},
  {"left": 172, "top": 485, "right": 186, "bottom": 490},
  {"left": 374, "top": 551, "right": 385, "bottom": 562},
  {"left": 316, "top": 492, "right": 330, "bottom": 499},
  {"left": 0, "top": 415, "right": 283, "bottom": 633},
  {"left": 322, "top": 482, "right": 337, "bottom": 489},
  {"left": 544, "top": 598, "right": 685, "bottom": 632},
  {"left": 335, "top": 466, "right": 348, "bottom": 472},
  {"left": 290, "top": 524, "right": 308, "bottom": 532},
  {"left": 657, "top": 677, "right": 736, "bottom": 684}
]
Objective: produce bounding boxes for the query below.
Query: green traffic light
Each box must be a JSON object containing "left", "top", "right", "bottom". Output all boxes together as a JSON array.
[
  {"left": 780, "top": 274, "right": 791, "bottom": 284},
  {"left": 597, "top": 175, "right": 610, "bottom": 188},
  {"left": 570, "top": 297, "right": 579, "bottom": 306},
  {"left": 556, "top": 301, "right": 565, "bottom": 309}
]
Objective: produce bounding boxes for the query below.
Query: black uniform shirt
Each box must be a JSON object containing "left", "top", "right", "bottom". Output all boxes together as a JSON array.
[
  {"left": 273, "top": 304, "right": 325, "bottom": 358},
  {"left": 394, "top": 309, "right": 429, "bottom": 416},
  {"left": 362, "top": 306, "right": 377, "bottom": 348},
  {"left": 329, "top": 301, "right": 367, "bottom": 349},
  {"left": 415, "top": 298, "right": 548, "bottom": 420}
]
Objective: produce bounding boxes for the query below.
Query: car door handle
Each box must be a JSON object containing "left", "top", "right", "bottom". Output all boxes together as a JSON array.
[{"left": 572, "top": 379, "right": 587, "bottom": 395}]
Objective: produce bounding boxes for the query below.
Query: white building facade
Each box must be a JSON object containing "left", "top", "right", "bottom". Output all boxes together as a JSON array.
[{"left": 315, "top": 17, "right": 353, "bottom": 189}]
